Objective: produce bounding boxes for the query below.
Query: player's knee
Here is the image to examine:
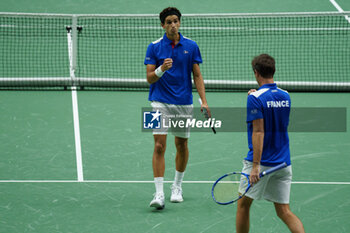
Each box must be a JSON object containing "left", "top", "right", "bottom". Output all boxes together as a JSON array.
[
  {"left": 175, "top": 139, "right": 188, "bottom": 152},
  {"left": 154, "top": 142, "right": 166, "bottom": 154},
  {"left": 237, "top": 196, "right": 253, "bottom": 210},
  {"left": 175, "top": 144, "right": 187, "bottom": 152},
  {"left": 276, "top": 207, "right": 292, "bottom": 220}
]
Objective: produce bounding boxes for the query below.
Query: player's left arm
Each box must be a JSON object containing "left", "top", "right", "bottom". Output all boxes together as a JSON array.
[
  {"left": 251, "top": 118, "right": 264, "bottom": 184},
  {"left": 193, "top": 63, "right": 211, "bottom": 118}
]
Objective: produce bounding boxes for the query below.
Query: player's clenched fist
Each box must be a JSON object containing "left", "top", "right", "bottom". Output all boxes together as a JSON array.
[{"left": 161, "top": 58, "right": 173, "bottom": 71}]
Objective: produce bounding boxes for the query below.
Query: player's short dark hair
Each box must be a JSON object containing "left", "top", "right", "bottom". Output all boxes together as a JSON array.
[
  {"left": 159, "top": 7, "right": 181, "bottom": 24},
  {"left": 252, "top": 54, "right": 276, "bottom": 78}
]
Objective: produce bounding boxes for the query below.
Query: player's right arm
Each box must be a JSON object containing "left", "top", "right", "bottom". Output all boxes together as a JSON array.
[{"left": 146, "top": 59, "right": 173, "bottom": 84}]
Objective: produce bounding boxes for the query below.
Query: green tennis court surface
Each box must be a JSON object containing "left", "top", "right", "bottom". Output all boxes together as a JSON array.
[
  {"left": 1, "top": 0, "right": 350, "bottom": 232},
  {"left": 0, "top": 91, "right": 349, "bottom": 232}
]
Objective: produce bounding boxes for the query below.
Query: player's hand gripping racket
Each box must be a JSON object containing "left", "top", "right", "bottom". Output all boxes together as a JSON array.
[
  {"left": 198, "top": 98, "right": 216, "bottom": 134},
  {"left": 212, "top": 162, "right": 287, "bottom": 205}
]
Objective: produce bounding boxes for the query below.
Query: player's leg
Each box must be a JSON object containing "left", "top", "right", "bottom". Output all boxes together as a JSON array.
[
  {"left": 170, "top": 103, "right": 192, "bottom": 203},
  {"left": 153, "top": 134, "right": 167, "bottom": 177},
  {"left": 274, "top": 203, "right": 305, "bottom": 233},
  {"left": 236, "top": 195, "right": 254, "bottom": 233},
  {"left": 174, "top": 136, "right": 189, "bottom": 172},
  {"left": 150, "top": 134, "right": 167, "bottom": 209},
  {"left": 262, "top": 165, "right": 304, "bottom": 231},
  {"left": 236, "top": 161, "right": 269, "bottom": 232},
  {"left": 170, "top": 136, "right": 188, "bottom": 202}
]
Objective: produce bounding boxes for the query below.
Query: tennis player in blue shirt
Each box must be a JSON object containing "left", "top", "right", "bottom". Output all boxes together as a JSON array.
[
  {"left": 236, "top": 54, "right": 305, "bottom": 233},
  {"left": 144, "top": 7, "right": 211, "bottom": 209}
]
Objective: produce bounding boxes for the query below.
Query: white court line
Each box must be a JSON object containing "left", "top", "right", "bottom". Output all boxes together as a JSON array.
[
  {"left": 330, "top": 0, "right": 350, "bottom": 23},
  {"left": 0, "top": 180, "right": 349, "bottom": 185},
  {"left": 330, "top": 0, "right": 345, "bottom": 12},
  {"left": 71, "top": 88, "right": 84, "bottom": 182},
  {"left": 67, "top": 26, "right": 84, "bottom": 182}
]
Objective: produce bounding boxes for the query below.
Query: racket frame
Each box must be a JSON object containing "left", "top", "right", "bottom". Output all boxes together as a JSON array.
[
  {"left": 211, "top": 171, "right": 250, "bottom": 205},
  {"left": 212, "top": 162, "right": 287, "bottom": 205}
]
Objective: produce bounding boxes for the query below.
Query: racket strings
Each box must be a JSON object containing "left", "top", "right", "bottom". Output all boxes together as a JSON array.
[{"left": 213, "top": 173, "right": 247, "bottom": 203}]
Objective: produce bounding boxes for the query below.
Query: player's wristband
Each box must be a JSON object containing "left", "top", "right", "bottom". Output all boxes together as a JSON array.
[{"left": 155, "top": 66, "right": 165, "bottom": 78}]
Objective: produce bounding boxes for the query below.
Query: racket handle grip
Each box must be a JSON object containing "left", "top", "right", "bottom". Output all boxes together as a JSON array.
[
  {"left": 198, "top": 98, "right": 209, "bottom": 119},
  {"left": 260, "top": 162, "right": 287, "bottom": 177},
  {"left": 198, "top": 98, "right": 216, "bottom": 134}
]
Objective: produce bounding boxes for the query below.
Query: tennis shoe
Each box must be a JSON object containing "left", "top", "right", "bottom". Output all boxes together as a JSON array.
[
  {"left": 170, "top": 184, "right": 183, "bottom": 203},
  {"left": 150, "top": 192, "right": 165, "bottom": 210}
]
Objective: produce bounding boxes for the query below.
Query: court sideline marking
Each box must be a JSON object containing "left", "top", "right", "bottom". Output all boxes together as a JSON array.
[
  {"left": 330, "top": 0, "right": 350, "bottom": 23},
  {"left": 67, "top": 23, "right": 84, "bottom": 182},
  {"left": 71, "top": 87, "right": 84, "bottom": 182}
]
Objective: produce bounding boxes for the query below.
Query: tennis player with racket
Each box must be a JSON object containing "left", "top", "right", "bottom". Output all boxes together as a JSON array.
[
  {"left": 234, "top": 54, "right": 305, "bottom": 232},
  {"left": 145, "top": 7, "right": 211, "bottom": 210}
]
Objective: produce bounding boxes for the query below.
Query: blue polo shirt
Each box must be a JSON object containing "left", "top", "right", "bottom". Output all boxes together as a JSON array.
[
  {"left": 246, "top": 83, "right": 291, "bottom": 166},
  {"left": 144, "top": 33, "right": 202, "bottom": 105}
]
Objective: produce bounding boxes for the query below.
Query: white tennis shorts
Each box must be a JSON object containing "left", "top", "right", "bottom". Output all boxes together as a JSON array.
[
  {"left": 238, "top": 160, "right": 292, "bottom": 204},
  {"left": 151, "top": 101, "right": 193, "bottom": 139}
]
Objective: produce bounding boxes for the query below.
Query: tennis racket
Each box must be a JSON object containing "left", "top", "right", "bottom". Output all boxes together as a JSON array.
[
  {"left": 212, "top": 162, "right": 287, "bottom": 205},
  {"left": 198, "top": 98, "right": 216, "bottom": 134}
]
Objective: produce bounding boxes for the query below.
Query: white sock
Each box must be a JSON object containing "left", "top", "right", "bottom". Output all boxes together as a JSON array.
[
  {"left": 174, "top": 170, "right": 185, "bottom": 187},
  {"left": 154, "top": 177, "right": 164, "bottom": 194}
]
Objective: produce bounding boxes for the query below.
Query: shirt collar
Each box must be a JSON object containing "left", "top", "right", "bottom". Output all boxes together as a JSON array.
[
  {"left": 163, "top": 33, "right": 183, "bottom": 46},
  {"left": 259, "top": 83, "right": 277, "bottom": 90}
]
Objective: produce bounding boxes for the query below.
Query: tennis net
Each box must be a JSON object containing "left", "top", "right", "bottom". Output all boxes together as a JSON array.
[{"left": 0, "top": 12, "right": 349, "bottom": 91}]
